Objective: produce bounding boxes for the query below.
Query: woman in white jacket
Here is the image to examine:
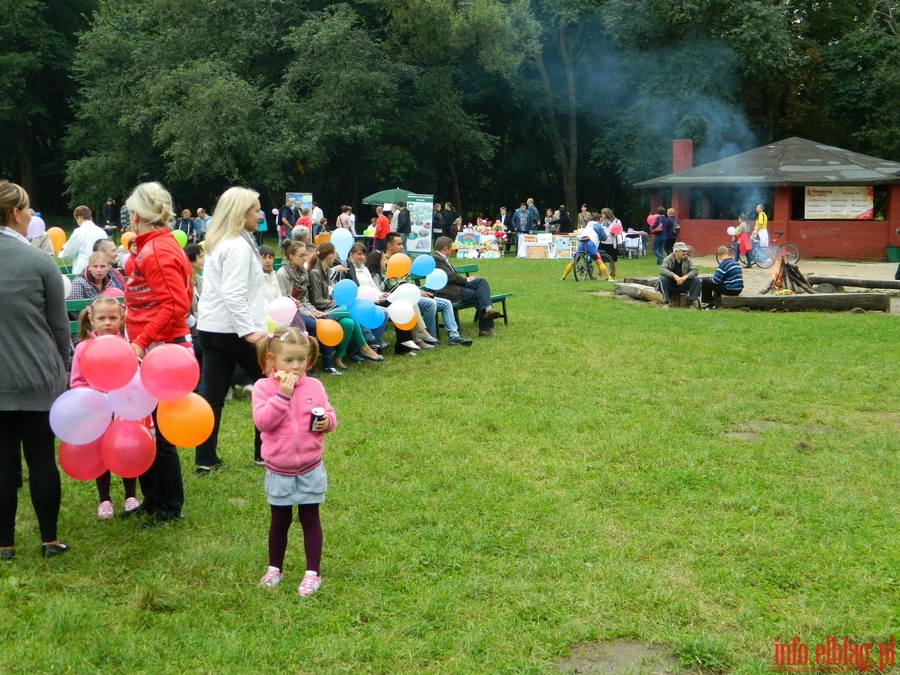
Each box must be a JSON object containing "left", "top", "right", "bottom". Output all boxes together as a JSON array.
[{"left": 196, "top": 187, "right": 267, "bottom": 471}]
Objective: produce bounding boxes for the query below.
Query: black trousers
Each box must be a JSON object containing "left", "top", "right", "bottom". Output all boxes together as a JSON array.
[
  {"left": 196, "top": 331, "right": 264, "bottom": 466},
  {"left": 139, "top": 409, "right": 184, "bottom": 519},
  {"left": 701, "top": 279, "right": 742, "bottom": 305},
  {"left": 0, "top": 411, "right": 61, "bottom": 546},
  {"left": 458, "top": 278, "right": 494, "bottom": 331}
]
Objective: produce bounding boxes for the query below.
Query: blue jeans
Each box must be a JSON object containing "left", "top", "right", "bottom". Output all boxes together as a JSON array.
[
  {"left": 652, "top": 234, "right": 666, "bottom": 264},
  {"left": 428, "top": 297, "right": 461, "bottom": 339},
  {"left": 417, "top": 297, "right": 436, "bottom": 335}
]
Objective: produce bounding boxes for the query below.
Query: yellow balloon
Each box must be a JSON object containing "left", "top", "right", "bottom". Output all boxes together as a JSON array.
[
  {"left": 315, "top": 319, "right": 343, "bottom": 347},
  {"left": 47, "top": 227, "right": 67, "bottom": 253},
  {"left": 120, "top": 232, "right": 136, "bottom": 249},
  {"left": 386, "top": 253, "right": 411, "bottom": 279},
  {"left": 157, "top": 393, "right": 214, "bottom": 447}
]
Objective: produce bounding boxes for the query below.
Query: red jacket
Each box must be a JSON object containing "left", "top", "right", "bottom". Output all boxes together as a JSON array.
[
  {"left": 125, "top": 229, "right": 192, "bottom": 351},
  {"left": 374, "top": 215, "right": 391, "bottom": 240}
]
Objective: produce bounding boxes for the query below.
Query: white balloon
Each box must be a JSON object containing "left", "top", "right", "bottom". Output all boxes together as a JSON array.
[
  {"left": 387, "top": 300, "right": 414, "bottom": 325},
  {"left": 388, "top": 282, "right": 420, "bottom": 305},
  {"left": 357, "top": 286, "right": 380, "bottom": 302},
  {"left": 331, "top": 228, "right": 354, "bottom": 260},
  {"left": 268, "top": 297, "right": 298, "bottom": 324},
  {"left": 62, "top": 275, "right": 72, "bottom": 299}
]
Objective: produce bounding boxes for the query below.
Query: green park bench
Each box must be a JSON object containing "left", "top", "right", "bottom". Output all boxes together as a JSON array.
[{"left": 411, "top": 262, "right": 511, "bottom": 327}]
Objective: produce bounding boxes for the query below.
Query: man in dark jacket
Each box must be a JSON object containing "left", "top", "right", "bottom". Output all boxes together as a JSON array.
[
  {"left": 395, "top": 201, "right": 411, "bottom": 248},
  {"left": 431, "top": 236, "right": 502, "bottom": 337}
]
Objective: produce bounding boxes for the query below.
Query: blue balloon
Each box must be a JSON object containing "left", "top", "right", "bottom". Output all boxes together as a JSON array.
[
  {"left": 350, "top": 299, "right": 384, "bottom": 330},
  {"left": 424, "top": 268, "right": 448, "bottom": 291},
  {"left": 411, "top": 254, "right": 436, "bottom": 276},
  {"left": 333, "top": 279, "right": 358, "bottom": 307}
]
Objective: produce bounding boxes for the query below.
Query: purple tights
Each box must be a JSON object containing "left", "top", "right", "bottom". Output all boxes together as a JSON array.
[{"left": 268, "top": 503, "right": 322, "bottom": 573}]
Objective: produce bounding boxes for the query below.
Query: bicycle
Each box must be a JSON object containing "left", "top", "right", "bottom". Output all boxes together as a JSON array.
[
  {"left": 753, "top": 231, "right": 801, "bottom": 269},
  {"left": 572, "top": 247, "right": 616, "bottom": 281}
]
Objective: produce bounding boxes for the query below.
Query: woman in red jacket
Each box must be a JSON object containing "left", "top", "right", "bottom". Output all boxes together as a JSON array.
[{"left": 124, "top": 182, "right": 193, "bottom": 526}]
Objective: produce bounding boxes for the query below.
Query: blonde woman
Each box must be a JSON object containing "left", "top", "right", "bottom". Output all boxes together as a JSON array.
[
  {"left": 196, "top": 187, "right": 267, "bottom": 471},
  {"left": 124, "top": 181, "right": 193, "bottom": 524}
]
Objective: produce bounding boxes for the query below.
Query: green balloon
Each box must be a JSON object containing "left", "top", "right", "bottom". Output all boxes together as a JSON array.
[{"left": 172, "top": 230, "right": 188, "bottom": 247}]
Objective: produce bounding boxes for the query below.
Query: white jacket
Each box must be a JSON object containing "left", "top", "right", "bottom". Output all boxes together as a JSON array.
[
  {"left": 197, "top": 230, "right": 265, "bottom": 337},
  {"left": 59, "top": 221, "right": 107, "bottom": 274}
]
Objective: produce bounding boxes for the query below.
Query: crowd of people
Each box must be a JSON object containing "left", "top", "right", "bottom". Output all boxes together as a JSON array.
[{"left": 1, "top": 180, "right": 508, "bottom": 596}]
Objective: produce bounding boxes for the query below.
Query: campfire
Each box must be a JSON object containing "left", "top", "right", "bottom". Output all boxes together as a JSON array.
[{"left": 761, "top": 258, "right": 816, "bottom": 295}]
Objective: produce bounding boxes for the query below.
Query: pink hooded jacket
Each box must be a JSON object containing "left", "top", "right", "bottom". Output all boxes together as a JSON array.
[{"left": 251, "top": 374, "right": 336, "bottom": 477}]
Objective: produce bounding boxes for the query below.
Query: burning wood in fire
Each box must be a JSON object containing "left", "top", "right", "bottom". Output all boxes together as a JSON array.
[{"left": 760, "top": 258, "right": 817, "bottom": 295}]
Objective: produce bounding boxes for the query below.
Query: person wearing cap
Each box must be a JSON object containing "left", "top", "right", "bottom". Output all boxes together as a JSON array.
[{"left": 658, "top": 241, "right": 701, "bottom": 307}]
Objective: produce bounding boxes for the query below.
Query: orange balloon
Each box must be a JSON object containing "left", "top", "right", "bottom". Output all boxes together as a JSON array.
[
  {"left": 157, "top": 393, "right": 214, "bottom": 447},
  {"left": 395, "top": 316, "right": 418, "bottom": 330},
  {"left": 121, "top": 232, "right": 136, "bottom": 249},
  {"left": 386, "top": 253, "right": 411, "bottom": 279},
  {"left": 47, "top": 227, "right": 66, "bottom": 253},
  {"left": 315, "top": 319, "right": 343, "bottom": 347}
]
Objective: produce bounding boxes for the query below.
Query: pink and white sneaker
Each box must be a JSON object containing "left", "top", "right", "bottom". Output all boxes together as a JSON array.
[
  {"left": 97, "top": 501, "right": 114, "bottom": 520},
  {"left": 297, "top": 572, "right": 322, "bottom": 597},
  {"left": 259, "top": 566, "right": 283, "bottom": 588},
  {"left": 124, "top": 497, "right": 140, "bottom": 513}
]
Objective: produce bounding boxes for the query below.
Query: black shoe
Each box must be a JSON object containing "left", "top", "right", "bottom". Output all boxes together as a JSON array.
[
  {"left": 41, "top": 542, "right": 70, "bottom": 558},
  {"left": 196, "top": 461, "right": 228, "bottom": 475},
  {"left": 349, "top": 354, "right": 366, "bottom": 363},
  {"left": 0, "top": 548, "right": 14, "bottom": 562},
  {"left": 376, "top": 342, "right": 390, "bottom": 351},
  {"left": 322, "top": 367, "right": 342, "bottom": 376},
  {"left": 253, "top": 458, "right": 265, "bottom": 466},
  {"left": 448, "top": 336, "right": 473, "bottom": 347}
]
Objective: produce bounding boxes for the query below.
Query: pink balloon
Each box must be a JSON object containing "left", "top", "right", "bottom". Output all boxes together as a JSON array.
[
  {"left": 100, "top": 419, "right": 156, "bottom": 478},
  {"left": 610, "top": 223, "right": 623, "bottom": 235},
  {"left": 356, "top": 286, "right": 380, "bottom": 302},
  {"left": 80, "top": 335, "right": 138, "bottom": 392},
  {"left": 102, "top": 287, "right": 124, "bottom": 298},
  {"left": 726, "top": 226, "right": 736, "bottom": 236},
  {"left": 268, "top": 297, "right": 298, "bottom": 324},
  {"left": 646, "top": 214, "right": 656, "bottom": 226},
  {"left": 271, "top": 208, "right": 279, "bottom": 215},
  {"left": 140, "top": 344, "right": 199, "bottom": 401},
  {"left": 49, "top": 389, "right": 112, "bottom": 444},
  {"left": 108, "top": 371, "right": 158, "bottom": 420},
  {"left": 59, "top": 438, "right": 108, "bottom": 481}
]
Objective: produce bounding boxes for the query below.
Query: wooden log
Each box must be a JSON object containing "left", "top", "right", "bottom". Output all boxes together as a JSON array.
[
  {"left": 720, "top": 292, "right": 890, "bottom": 312},
  {"left": 622, "top": 276, "right": 658, "bottom": 286},
  {"left": 613, "top": 282, "right": 663, "bottom": 303},
  {"left": 805, "top": 275, "right": 900, "bottom": 290}
]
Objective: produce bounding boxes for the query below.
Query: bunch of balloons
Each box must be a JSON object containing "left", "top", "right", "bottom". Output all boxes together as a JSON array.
[{"left": 50, "top": 340, "right": 212, "bottom": 481}]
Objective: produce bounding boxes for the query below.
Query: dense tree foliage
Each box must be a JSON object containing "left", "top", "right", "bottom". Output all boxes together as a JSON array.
[{"left": 1, "top": 0, "right": 898, "bottom": 222}]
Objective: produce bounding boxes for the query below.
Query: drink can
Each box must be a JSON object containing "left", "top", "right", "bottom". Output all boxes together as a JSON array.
[{"left": 310, "top": 406, "right": 326, "bottom": 432}]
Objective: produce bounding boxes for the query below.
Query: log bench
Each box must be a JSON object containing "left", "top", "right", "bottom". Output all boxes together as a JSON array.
[
  {"left": 720, "top": 292, "right": 890, "bottom": 312},
  {"left": 805, "top": 275, "right": 900, "bottom": 291}
]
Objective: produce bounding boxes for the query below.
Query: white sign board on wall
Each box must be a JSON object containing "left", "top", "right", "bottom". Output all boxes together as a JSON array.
[{"left": 804, "top": 186, "right": 873, "bottom": 220}]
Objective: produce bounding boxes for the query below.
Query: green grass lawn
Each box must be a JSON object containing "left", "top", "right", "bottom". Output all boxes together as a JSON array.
[{"left": 2, "top": 255, "right": 897, "bottom": 673}]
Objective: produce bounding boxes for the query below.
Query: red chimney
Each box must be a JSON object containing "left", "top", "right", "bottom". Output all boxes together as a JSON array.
[{"left": 673, "top": 139, "right": 693, "bottom": 173}]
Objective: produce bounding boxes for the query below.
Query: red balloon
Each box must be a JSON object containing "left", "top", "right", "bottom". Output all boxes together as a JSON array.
[
  {"left": 59, "top": 439, "right": 108, "bottom": 481},
  {"left": 140, "top": 344, "right": 199, "bottom": 401},
  {"left": 80, "top": 335, "right": 139, "bottom": 392},
  {"left": 646, "top": 214, "right": 656, "bottom": 226},
  {"left": 102, "top": 287, "right": 124, "bottom": 297},
  {"left": 100, "top": 419, "right": 156, "bottom": 478}
]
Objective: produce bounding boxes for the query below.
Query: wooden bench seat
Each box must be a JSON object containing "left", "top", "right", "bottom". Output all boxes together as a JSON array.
[{"left": 410, "top": 262, "right": 511, "bottom": 327}]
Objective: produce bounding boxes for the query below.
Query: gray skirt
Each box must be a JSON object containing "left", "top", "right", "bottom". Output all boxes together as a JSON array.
[{"left": 264, "top": 464, "right": 327, "bottom": 506}]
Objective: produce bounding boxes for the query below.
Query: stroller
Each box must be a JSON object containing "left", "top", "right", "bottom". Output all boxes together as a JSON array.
[{"left": 623, "top": 232, "right": 647, "bottom": 258}]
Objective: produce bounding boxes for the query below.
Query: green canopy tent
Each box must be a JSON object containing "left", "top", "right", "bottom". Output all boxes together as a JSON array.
[{"left": 361, "top": 187, "right": 414, "bottom": 206}]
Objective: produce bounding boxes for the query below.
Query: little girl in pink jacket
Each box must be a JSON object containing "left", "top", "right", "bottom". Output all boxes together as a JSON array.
[{"left": 252, "top": 328, "right": 336, "bottom": 597}]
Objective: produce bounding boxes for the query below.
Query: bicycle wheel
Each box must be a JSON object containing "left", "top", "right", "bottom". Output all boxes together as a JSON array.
[
  {"left": 755, "top": 246, "right": 776, "bottom": 269},
  {"left": 780, "top": 243, "right": 801, "bottom": 265},
  {"left": 572, "top": 253, "right": 588, "bottom": 281},
  {"left": 597, "top": 251, "right": 615, "bottom": 280}
]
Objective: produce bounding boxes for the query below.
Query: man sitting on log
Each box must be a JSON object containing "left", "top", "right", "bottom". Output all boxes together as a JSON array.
[
  {"left": 659, "top": 241, "right": 701, "bottom": 308},
  {"left": 701, "top": 246, "right": 743, "bottom": 310}
]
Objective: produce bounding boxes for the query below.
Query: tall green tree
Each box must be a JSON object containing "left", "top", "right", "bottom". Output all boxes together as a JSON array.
[{"left": 0, "top": 0, "right": 95, "bottom": 208}]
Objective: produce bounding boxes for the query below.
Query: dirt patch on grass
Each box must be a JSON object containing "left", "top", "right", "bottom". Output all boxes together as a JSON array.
[
  {"left": 556, "top": 640, "right": 679, "bottom": 674},
  {"left": 724, "top": 431, "right": 758, "bottom": 442}
]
